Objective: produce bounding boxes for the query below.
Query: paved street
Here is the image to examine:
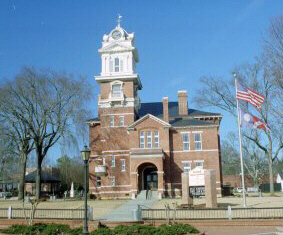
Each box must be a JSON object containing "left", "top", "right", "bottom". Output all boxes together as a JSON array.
[{"left": 198, "top": 226, "right": 282, "bottom": 235}]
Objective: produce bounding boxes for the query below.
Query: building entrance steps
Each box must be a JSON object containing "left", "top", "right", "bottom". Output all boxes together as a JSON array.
[
  {"left": 98, "top": 190, "right": 158, "bottom": 222},
  {"left": 137, "top": 190, "right": 158, "bottom": 200}
]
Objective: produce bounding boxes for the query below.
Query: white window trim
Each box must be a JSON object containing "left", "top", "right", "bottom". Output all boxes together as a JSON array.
[
  {"left": 194, "top": 132, "right": 202, "bottom": 151},
  {"left": 195, "top": 160, "right": 204, "bottom": 169},
  {"left": 110, "top": 176, "right": 116, "bottom": 187},
  {"left": 183, "top": 162, "right": 191, "bottom": 173},
  {"left": 140, "top": 131, "right": 145, "bottom": 148},
  {"left": 110, "top": 80, "right": 124, "bottom": 99},
  {"left": 121, "top": 159, "right": 126, "bottom": 172},
  {"left": 110, "top": 116, "right": 114, "bottom": 127},
  {"left": 119, "top": 116, "right": 125, "bottom": 127},
  {"left": 114, "top": 58, "right": 119, "bottom": 72},
  {"left": 154, "top": 131, "right": 159, "bottom": 148},
  {"left": 147, "top": 131, "right": 152, "bottom": 148},
  {"left": 181, "top": 132, "right": 190, "bottom": 151},
  {"left": 111, "top": 156, "right": 115, "bottom": 167}
]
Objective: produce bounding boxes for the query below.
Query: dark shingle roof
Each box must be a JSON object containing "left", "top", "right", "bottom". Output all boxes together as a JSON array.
[
  {"left": 25, "top": 171, "right": 60, "bottom": 183},
  {"left": 169, "top": 118, "right": 216, "bottom": 127},
  {"left": 89, "top": 102, "right": 221, "bottom": 127},
  {"left": 86, "top": 117, "right": 100, "bottom": 122},
  {"left": 137, "top": 102, "right": 221, "bottom": 119}
]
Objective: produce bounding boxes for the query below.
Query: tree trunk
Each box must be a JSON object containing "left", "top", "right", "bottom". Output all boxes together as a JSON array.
[
  {"left": 268, "top": 153, "right": 274, "bottom": 194},
  {"left": 35, "top": 160, "right": 41, "bottom": 200},
  {"left": 18, "top": 155, "right": 27, "bottom": 201}
]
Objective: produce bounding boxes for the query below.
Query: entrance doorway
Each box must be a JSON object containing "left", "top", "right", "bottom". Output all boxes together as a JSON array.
[
  {"left": 144, "top": 167, "right": 158, "bottom": 190},
  {"left": 137, "top": 163, "right": 158, "bottom": 191}
]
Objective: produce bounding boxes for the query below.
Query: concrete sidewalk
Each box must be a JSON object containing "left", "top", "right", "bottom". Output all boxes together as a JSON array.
[
  {"left": 99, "top": 190, "right": 158, "bottom": 222},
  {"left": 197, "top": 226, "right": 282, "bottom": 235}
]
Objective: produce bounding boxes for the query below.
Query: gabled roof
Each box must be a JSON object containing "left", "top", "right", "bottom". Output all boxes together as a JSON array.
[
  {"left": 99, "top": 42, "right": 134, "bottom": 53},
  {"left": 128, "top": 114, "right": 171, "bottom": 130}
]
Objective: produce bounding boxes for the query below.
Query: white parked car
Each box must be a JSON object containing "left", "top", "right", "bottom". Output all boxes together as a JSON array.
[
  {"left": 247, "top": 187, "right": 260, "bottom": 193},
  {"left": 0, "top": 192, "right": 12, "bottom": 198},
  {"left": 233, "top": 187, "right": 245, "bottom": 193}
]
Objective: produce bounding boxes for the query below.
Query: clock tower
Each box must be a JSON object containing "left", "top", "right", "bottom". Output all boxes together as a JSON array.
[{"left": 95, "top": 18, "right": 142, "bottom": 126}]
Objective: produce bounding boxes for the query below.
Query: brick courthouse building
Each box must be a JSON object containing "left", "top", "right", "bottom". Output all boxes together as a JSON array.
[{"left": 88, "top": 22, "right": 223, "bottom": 199}]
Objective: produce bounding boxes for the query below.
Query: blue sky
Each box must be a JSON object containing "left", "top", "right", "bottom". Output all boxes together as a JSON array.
[{"left": 0, "top": 0, "right": 282, "bottom": 162}]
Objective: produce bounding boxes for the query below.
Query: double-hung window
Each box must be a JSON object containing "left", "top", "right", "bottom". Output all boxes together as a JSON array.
[
  {"left": 140, "top": 131, "right": 145, "bottom": 148},
  {"left": 112, "top": 84, "right": 121, "bottom": 98},
  {"left": 119, "top": 116, "right": 124, "bottom": 126},
  {"left": 111, "top": 156, "right": 115, "bottom": 167},
  {"left": 121, "top": 159, "right": 126, "bottom": 172},
  {"left": 183, "top": 162, "right": 191, "bottom": 173},
  {"left": 154, "top": 131, "right": 159, "bottom": 148},
  {"left": 96, "top": 176, "right": 101, "bottom": 188},
  {"left": 195, "top": 161, "right": 204, "bottom": 169},
  {"left": 147, "top": 131, "right": 152, "bottom": 148},
  {"left": 110, "top": 177, "right": 116, "bottom": 186},
  {"left": 110, "top": 116, "right": 114, "bottom": 127},
  {"left": 182, "top": 133, "right": 190, "bottom": 151},
  {"left": 194, "top": 133, "right": 202, "bottom": 151}
]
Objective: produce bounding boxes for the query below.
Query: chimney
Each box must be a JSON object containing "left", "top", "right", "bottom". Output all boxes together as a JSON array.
[
  {"left": 178, "top": 91, "right": 188, "bottom": 116},
  {"left": 163, "top": 97, "right": 169, "bottom": 123}
]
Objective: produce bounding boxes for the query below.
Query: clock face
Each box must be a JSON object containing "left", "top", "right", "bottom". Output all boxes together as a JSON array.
[{"left": 112, "top": 30, "right": 122, "bottom": 40}]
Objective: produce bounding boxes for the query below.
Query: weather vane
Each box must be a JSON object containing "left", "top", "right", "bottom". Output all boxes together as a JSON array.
[{"left": 117, "top": 14, "right": 122, "bottom": 27}]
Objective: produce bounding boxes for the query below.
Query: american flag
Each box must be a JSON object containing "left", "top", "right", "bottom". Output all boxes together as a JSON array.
[{"left": 236, "top": 81, "right": 264, "bottom": 109}]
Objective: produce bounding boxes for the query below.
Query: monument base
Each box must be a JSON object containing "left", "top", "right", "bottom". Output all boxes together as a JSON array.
[{"left": 181, "top": 173, "right": 193, "bottom": 206}]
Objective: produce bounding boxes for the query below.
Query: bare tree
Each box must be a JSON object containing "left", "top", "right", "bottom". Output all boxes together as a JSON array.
[
  {"left": 0, "top": 67, "right": 93, "bottom": 199},
  {"left": 0, "top": 97, "right": 34, "bottom": 200},
  {"left": 221, "top": 133, "right": 241, "bottom": 175},
  {"left": 264, "top": 15, "right": 283, "bottom": 84},
  {"left": 194, "top": 60, "right": 283, "bottom": 194},
  {"left": 0, "top": 133, "right": 15, "bottom": 193},
  {"left": 221, "top": 132, "right": 268, "bottom": 187}
]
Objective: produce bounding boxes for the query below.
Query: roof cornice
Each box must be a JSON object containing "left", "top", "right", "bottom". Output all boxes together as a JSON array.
[{"left": 127, "top": 114, "right": 171, "bottom": 130}]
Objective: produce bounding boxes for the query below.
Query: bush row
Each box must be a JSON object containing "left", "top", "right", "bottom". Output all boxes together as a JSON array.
[{"left": 2, "top": 223, "right": 199, "bottom": 235}]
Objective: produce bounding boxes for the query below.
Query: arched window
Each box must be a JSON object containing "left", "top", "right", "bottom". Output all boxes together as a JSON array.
[{"left": 112, "top": 84, "right": 121, "bottom": 98}]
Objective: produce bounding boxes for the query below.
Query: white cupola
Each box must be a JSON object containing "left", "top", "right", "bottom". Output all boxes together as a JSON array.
[
  {"left": 95, "top": 15, "right": 142, "bottom": 112},
  {"left": 97, "top": 17, "right": 139, "bottom": 80}
]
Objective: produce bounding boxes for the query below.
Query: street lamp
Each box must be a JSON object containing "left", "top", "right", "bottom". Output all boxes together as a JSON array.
[{"left": 81, "top": 145, "right": 91, "bottom": 235}]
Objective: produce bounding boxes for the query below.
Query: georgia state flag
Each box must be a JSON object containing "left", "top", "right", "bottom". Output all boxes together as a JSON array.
[{"left": 240, "top": 109, "right": 270, "bottom": 131}]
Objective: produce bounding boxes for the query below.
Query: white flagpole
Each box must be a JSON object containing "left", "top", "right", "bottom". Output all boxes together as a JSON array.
[{"left": 234, "top": 73, "right": 247, "bottom": 207}]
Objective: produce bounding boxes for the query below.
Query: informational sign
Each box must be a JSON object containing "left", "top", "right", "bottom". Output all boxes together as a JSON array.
[
  {"left": 189, "top": 168, "right": 205, "bottom": 186},
  {"left": 189, "top": 186, "right": 205, "bottom": 197}
]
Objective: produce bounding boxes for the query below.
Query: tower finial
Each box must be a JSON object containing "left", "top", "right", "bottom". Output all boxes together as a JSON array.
[{"left": 117, "top": 14, "right": 122, "bottom": 27}]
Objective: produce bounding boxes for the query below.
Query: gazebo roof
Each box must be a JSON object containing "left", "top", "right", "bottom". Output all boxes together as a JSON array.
[{"left": 25, "top": 171, "right": 61, "bottom": 183}]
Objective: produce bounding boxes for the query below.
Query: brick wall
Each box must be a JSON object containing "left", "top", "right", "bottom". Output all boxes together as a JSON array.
[{"left": 89, "top": 115, "right": 222, "bottom": 198}]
